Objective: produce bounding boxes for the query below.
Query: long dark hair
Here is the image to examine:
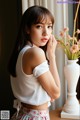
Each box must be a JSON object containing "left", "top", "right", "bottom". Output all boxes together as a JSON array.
[{"left": 8, "top": 5, "right": 54, "bottom": 77}]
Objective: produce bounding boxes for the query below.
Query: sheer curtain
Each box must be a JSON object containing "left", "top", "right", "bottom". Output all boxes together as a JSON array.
[{"left": 21, "top": 0, "right": 68, "bottom": 110}]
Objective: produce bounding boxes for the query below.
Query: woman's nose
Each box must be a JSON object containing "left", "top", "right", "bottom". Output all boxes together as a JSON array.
[{"left": 42, "top": 27, "right": 48, "bottom": 36}]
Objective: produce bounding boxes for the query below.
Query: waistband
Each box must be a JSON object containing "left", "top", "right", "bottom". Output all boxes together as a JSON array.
[{"left": 21, "top": 102, "right": 48, "bottom": 110}]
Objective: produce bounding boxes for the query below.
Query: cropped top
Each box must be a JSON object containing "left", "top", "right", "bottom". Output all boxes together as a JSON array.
[{"left": 11, "top": 44, "right": 51, "bottom": 109}]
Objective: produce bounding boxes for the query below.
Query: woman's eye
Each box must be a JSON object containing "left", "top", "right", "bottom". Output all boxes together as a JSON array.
[
  {"left": 48, "top": 25, "right": 53, "bottom": 29},
  {"left": 36, "top": 25, "right": 42, "bottom": 28}
]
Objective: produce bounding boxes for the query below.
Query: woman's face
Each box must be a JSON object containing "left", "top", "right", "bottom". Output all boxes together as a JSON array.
[{"left": 28, "top": 18, "right": 53, "bottom": 47}]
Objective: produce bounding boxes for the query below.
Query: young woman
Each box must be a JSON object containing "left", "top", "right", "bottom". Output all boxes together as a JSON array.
[{"left": 8, "top": 5, "right": 60, "bottom": 120}]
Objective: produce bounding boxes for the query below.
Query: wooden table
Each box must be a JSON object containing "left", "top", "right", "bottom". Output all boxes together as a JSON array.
[{"left": 49, "top": 108, "right": 74, "bottom": 120}]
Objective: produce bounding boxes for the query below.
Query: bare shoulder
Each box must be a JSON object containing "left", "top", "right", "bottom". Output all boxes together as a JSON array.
[
  {"left": 22, "top": 47, "right": 47, "bottom": 74},
  {"left": 28, "top": 47, "right": 47, "bottom": 67},
  {"left": 23, "top": 47, "right": 46, "bottom": 66},
  {"left": 31, "top": 47, "right": 46, "bottom": 60},
  {"left": 32, "top": 47, "right": 46, "bottom": 58}
]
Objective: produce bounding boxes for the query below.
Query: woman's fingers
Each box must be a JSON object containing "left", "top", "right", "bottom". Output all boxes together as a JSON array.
[
  {"left": 48, "top": 35, "right": 57, "bottom": 47},
  {"left": 46, "top": 35, "right": 57, "bottom": 60}
]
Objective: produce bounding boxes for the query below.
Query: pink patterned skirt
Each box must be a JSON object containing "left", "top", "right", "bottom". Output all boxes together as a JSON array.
[{"left": 11, "top": 106, "right": 50, "bottom": 120}]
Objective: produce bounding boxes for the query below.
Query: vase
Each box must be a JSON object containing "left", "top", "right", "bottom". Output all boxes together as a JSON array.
[{"left": 62, "top": 59, "right": 80, "bottom": 114}]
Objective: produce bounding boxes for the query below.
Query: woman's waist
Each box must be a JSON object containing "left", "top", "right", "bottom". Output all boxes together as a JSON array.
[{"left": 21, "top": 102, "right": 49, "bottom": 110}]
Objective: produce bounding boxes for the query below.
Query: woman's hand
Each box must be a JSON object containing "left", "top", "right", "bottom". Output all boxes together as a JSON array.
[{"left": 47, "top": 35, "right": 57, "bottom": 60}]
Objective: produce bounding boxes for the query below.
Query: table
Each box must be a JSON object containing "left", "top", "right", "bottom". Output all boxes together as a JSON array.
[{"left": 49, "top": 108, "right": 74, "bottom": 120}]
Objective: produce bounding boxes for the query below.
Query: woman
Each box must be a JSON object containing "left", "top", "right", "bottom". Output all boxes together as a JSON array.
[{"left": 8, "top": 5, "right": 60, "bottom": 120}]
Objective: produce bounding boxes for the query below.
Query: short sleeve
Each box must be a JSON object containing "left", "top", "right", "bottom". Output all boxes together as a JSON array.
[{"left": 33, "top": 61, "right": 49, "bottom": 78}]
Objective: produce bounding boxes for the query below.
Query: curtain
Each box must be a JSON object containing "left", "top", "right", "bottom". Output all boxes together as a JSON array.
[
  {"left": 21, "top": 0, "right": 68, "bottom": 110},
  {"left": 76, "top": 2, "right": 80, "bottom": 100}
]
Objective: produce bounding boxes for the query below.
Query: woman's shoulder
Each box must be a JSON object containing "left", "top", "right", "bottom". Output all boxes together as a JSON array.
[
  {"left": 30, "top": 47, "right": 46, "bottom": 59},
  {"left": 24, "top": 46, "right": 45, "bottom": 57},
  {"left": 31, "top": 47, "right": 45, "bottom": 55},
  {"left": 22, "top": 46, "right": 46, "bottom": 71},
  {"left": 23, "top": 46, "right": 45, "bottom": 58},
  {"left": 31, "top": 47, "right": 47, "bottom": 68},
  {"left": 25, "top": 47, "right": 46, "bottom": 67}
]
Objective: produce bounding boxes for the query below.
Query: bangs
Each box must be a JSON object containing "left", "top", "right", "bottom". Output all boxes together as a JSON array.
[
  {"left": 25, "top": 6, "right": 54, "bottom": 28},
  {"left": 33, "top": 12, "right": 54, "bottom": 25}
]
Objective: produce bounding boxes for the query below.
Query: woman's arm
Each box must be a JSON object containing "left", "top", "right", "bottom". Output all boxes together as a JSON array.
[
  {"left": 31, "top": 46, "right": 60, "bottom": 100},
  {"left": 47, "top": 35, "right": 61, "bottom": 99},
  {"left": 23, "top": 43, "right": 60, "bottom": 100},
  {"left": 47, "top": 35, "right": 60, "bottom": 90}
]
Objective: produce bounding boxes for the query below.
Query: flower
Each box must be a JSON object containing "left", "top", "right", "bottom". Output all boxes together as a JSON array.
[
  {"left": 57, "top": 27, "right": 80, "bottom": 60},
  {"left": 56, "top": 1, "right": 80, "bottom": 60}
]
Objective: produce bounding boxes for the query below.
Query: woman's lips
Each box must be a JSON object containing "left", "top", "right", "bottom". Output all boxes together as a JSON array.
[{"left": 41, "top": 38, "right": 48, "bottom": 42}]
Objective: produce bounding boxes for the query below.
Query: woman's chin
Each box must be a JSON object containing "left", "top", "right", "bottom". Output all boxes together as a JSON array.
[{"left": 40, "top": 42, "right": 47, "bottom": 46}]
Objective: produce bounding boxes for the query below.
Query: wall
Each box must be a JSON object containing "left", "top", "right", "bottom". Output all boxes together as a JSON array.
[{"left": 0, "top": 0, "right": 22, "bottom": 116}]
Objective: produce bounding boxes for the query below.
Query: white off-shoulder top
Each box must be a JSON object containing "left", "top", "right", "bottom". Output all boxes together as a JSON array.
[{"left": 11, "top": 44, "right": 51, "bottom": 112}]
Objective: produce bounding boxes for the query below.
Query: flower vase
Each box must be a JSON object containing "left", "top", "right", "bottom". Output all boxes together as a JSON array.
[{"left": 62, "top": 59, "right": 80, "bottom": 117}]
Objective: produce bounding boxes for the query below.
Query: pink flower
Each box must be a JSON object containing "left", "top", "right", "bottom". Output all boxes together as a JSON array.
[
  {"left": 33, "top": 111, "right": 36, "bottom": 114},
  {"left": 66, "top": 42, "right": 69, "bottom": 46},
  {"left": 76, "top": 29, "right": 80, "bottom": 34},
  {"left": 63, "top": 27, "right": 69, "bottom": 32},
  {"left": 70, "top": 44, "right": 79, "bottom": 53},
  {"left": 60, "top": 31, "right": 64, "bottom": 37},
  {"left": 57, "top": 25, "right": 80, "bottom": 59}
]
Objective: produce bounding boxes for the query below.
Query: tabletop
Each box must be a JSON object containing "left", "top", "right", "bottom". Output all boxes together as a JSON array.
[{"left": 49, "top": 108, "right": 75, "bottom": 120}]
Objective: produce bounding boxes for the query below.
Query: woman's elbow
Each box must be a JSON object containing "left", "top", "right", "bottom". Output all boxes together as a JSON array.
[
  {"left": 52, "top": 89, "right": 60, "bottom": 99},
  {"left": 54, "top": 92, "right": 60, "bottom": 99},
  {"left": 54, "top": 86, "right": 61, "bottom": 99}
]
